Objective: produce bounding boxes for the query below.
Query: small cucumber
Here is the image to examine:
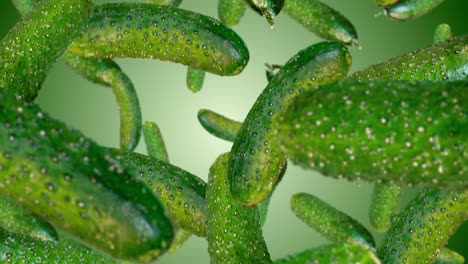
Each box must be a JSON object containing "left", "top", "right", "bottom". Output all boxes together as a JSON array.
[
  {"left": 0, "top": 0, "right": 93, "bottom": 101},
  {"left": 384, "top": 0, "right": 445, "bottom": 20},
  {"left": 369, "top": 184, "right": 401, "bottom": 232},
  {"left": 207, "top": 153, "right": 271, "bottom": 263},
  {"left": 378, "top": 189, "right": 468, "bottom": 263},
  {"left": 229, "top": 41, "right": 351, "bottom": 206},
  {"left": 218, "top": 0, "right": 247, "bottom": 27},
  {"left": 68, "top": 3, "right": 250, "bottom": 76},
  {"left": 147, "top": 0, "right": 182, "bottom": 7},
  {"left": 243, "top": 0, "right": 285, "bottom": 28},
  {"left": 291, "top": 193, "right": 375, "bottom": 248},
  {"left": 274, "top": 243, "right": 380, "bottom": 264},
  {"left": 0, "top": 195, "right": 57, "bottom": 241},
  {"left": 0, "top": 96, "right": 174, "bottom": 262},
  {"left": 186, "top": 67, "right": 205, "bottom": 93},
  {"left": 283, "top": 0, "right": 358, "bottom": 45},
  {"left": 198, "top": 109, "right": 242, "bottom": 142},
  {"left": 0, "top": 228, "right": 117, "bottom": 263},
  {"left": 275, "top": 80, "right": 467, "bottom": 190},
  {"left": 434, "top": 23, "right": 452, "bottom": 43},
  {"left": 435, "top": 248, "right": 465, "bottom": 264},
  {"left": 350, "top": 35, "right": 467, "bottom": 81},
  {"left": 143, "top": 121, "right": 170, "bottom": 161}
]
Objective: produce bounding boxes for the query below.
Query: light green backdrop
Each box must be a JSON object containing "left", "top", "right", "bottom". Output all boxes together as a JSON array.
[{"left": 0, "top": 0, "right": 466, "bottom": 263}]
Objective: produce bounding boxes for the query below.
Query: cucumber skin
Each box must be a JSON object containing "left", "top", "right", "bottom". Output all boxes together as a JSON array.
[
  {"left": 384, "top": 0, "right": 445, "bottom": 20},
  {"left": 147, "top": 0, "right": 183, "bottom": 7},
  {"left": 276, "top": 80, "right": 467, "bottom": 190},
  {"left": 434, "top": 23, "right": 452, "bottom": 44},
  {"left": 207, "top": 153, "right": 271, "bottom": 264},
  {"left": 218, "top": 0, "right": 247, "bottom": 27},
  {"left": 350, "top": 35, "right": 467, "bottom": 81},
  {"left": 369, "top": 184, "right": 401, "bottom": 232},
  {"left": 143, "top": 121, "right": 170, "bottom": 162},
  {"left": 0, "top": 0, "right": 93, "bottom": 101},
  {"left": 283, "top": 0, "right": 358, "bottom": 45},
  {"left": 198, "top": 109, "right": 242, "bottom": 142},
  {"left": 274, "top": 243, "right": 379, "bottom": 264},
  {"left": 378, "top": 189, "right": 468, "bottom": 263},
  {"left": 435, "top": 248, "right": 465, "bottom": 264},
  {"left": 68, "top": 3, "right": 249, "bottom": 76},
  {"left": 0, "top": 97, "right": 174, "bottom": 262},
  {"left": 291, "top": 193, "right": 375, "bottom": 248},
  {"left": 229, "top": 42, "right": 351, "bottom": 206},
  {"left": 372, "top": 0, "right": 399, "bottom": 7},
  {"left": 111, "top": 150, "right": 207, "bottom": 238},
  {"left": 186, "top": 67, "right": 205, "bottom": 93}
]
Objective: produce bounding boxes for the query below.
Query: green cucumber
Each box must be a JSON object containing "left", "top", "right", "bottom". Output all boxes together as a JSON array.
[
  {"left": 243, "top": 0, "right": 285, "bottom": 28},
  {"left": 186, "top": 67, "right": 205, "bottom": 93},
  {"left": 384, "top": 0, "right": 445, "bottom": 20},
  {"left": 143, "top": 121, "right": 170, "bottom": 161},
  {"left": 229, "top": 41, "right": 351, "bottom": 206},
  {"left": 207, "top": 153, "right": 271, "bottom": 263},
  {"left": 435, "top": 248, "right": 465, "bottom": 264},
  {"left": 274, "top": 243, "right": 380, "bottom": 264},
  {"left": 198, "top": 109, "right": 242, "bottom": 142},
  {"left": 291, "top": 193, "right": 375, "bottom": 248},
  {"left": 111, "top": 150, "right": 207, "bottom": 238},
  {"left": 0, "top": 195, "right": 57, "bottom": 241},
  {"left": 378, "top": 189, "right": 468, "bottom": 263},
  {"left": 275, "top": 80, "right": 467, "bottom": 190},
  {"left": 0, "top": 0, "right": 93, "bottom": 101},
  {"left": 147, "top": 0, "right": 182, "bottom": 7},
  {"left": 218, "top": 0, "right": 247, "bottom": 27},
  {"left": 0, "top": 228, "right": 117, "bottom": 263},
  {"left": 372, "top": 0, "right": 399, "bottom": 7},
  {"left": 350, "top": 35, "right": 467, "bottom": 81},
  {"left": 0, "top": 96, "right": 174, "bottom": 262},
  {"left": 283, "top": 0, "right": 358, "bottom": 45},
  {"left": 369, "top": 184, "right": 401, "bottom": 232},
  {"left": 434, "top": 23, "right": 452, "bottom": 43},
  {"left": 68, "top": 3, "right": 250, "bottom": 76}
]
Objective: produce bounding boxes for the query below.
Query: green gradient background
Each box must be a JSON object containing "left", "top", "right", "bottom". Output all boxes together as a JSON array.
[{"left": 1, "top": 0, "right": 467, "bottom": 263}]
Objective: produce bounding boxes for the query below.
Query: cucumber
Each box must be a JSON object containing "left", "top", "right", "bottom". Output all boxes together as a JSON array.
[
  {"left": 229, "top": 41, "right": 351, "bottom": 206},
  {"left": 378, "top": 189, "right": 468, "bottom": 263},
  {"left": 434, "top": 23, "right": 452, "bottom": 44},
  {"left": 384, "top": 0, "right": 445, "bottom": 20},
  {"left": 243, "top": 0, "right": 285, "bottom": 28},
  {"left": 435, "top": 248, "right": 465, "bottom": 264},
  {"left": 291, "top": 193, "right": 375, "bottom": 248},
  {"left": 67, "top": 3, "right": 250, "bottom": 76},
  {"left": 207, "top": 153, "right": 271, "bottom": 263},
  {"left": 0, "top": 195, "right": 57, "bottom": 241},
  {"left": 274, "top": 243, "right": 380, "bottom": 264},
  {"left": 0, "top": 96, "right": 174, "bottom": 262},
  {"left": 198, "top": 109, "right": 242, "bottom": 142},
  {"left": 0, "top": 0, "right": 93, "bottom": 101},
  {"left": 275, "top": 80, "right": 467, "bottom": 190},
  {"left": 143, "top": 121, "right": 169, "bottom": 161},
  {"left": 283, "top": 0, "right": 358, "bottom": 45},
  {"left": 186, "top": 67, "right": 205, "bottom": 93},
  {"left": 350, "top": 35, "right": 467, "bottom": 81},
  {"left": 369, "top": 184, "right": 401, "bottom": 232},
  {"left": 218, "top": 0, "right": 247, "bottom": 27}
]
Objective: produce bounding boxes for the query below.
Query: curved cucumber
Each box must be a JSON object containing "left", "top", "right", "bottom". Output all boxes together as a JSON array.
[
  {"left": 350, "top": 35, "right": 467, "bottom": 81},
  {"left": 207, "top": 153, "right": 271, "bottom": 263},
  {"left": 274, "top": 243, "right": 380, "bottom": 264},
  {"left": 291, "top": 193, "right": 375, "bottom": 248},
  {"left": 283, "top": 0, "right": 358, "bottom": 45},
  {"left": 147, "top": 0, "right": 182, "bottom": 7},
  {"left": 0, "top": 228, "right": 117, "bottom": 263},
  {"left": 0, "top": 0, "right": 93, "bottom": 101},
  {"left": 186, "top": 67, "right": 205, "bottom": 93},
  {"left": 218, "top": 0, "right": 247, "bottom": 27},
  {"left": 68, "top": 3, "right": 250, "bottom": 76},
  {"left": 378, "top": 189, "right": 468, "bottom": 263},
  {"left": 384, "top": 0, "right": 445, "bottom": 20},
  {"left": 198, "top": 109, "right": 242, "bottom": 142},
  {"left": 434, "top": 23, "right": 452, "bottom": 43},
  {"left": 229, "top": 41, "right": 351, "bottom": 206},
  {"left": 143, "top": 121, "right": 170, "bottom": 162},
  {"left": 244, "top": 0, "right": 285, "bottom": 28},
  {"left": 0, "top": 195, "right": 57, "bottom": 241},
  {"left": 369, "top": 184, "right": 401, "bottom": 232},
  {"left": 111, "top": 150, "right": 207, "bottom": 238},
  {"left": 0, "top": 97, "right": 174, "bottom": 262},
  {"left": 275, "top": 80, "right": 467, "bottom": 190},
  {"left": 435, "top": 248, "right": 465, "bottom": 264}
]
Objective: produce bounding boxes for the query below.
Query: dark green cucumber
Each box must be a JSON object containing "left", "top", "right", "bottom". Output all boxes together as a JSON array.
[
  {"left": 243, "top": 0, "right": 285, "bottom": 28},
  {"left": 147, "top": 0, "right": 182, "bottom": 7},
  {"left": 291, "top": 193, "right": 375, "bottom": 248},
  {"left": 434, "top": 23, "right": 452, "bottom": 44},
  {"left": 0, "top": 195, "right": 57, "bottom": 241},
  {"left": 68, "top": 3, "right": 250, "bottom": 76},
  {"left": 372, "top": 0, "right": 399, "bottom": 7},
  {"left": 275, "top": 80, "right": 467, "bottom": 190},
  {"left": 283, "top": 0, "right": 358, "bottom": 45},
  {"left": 143, "top": 121, "right": 170, "bottom": 161},
  {"left": 378, "top": 189, "right": 468, "bottom": 263},
  {"left": 350, "top": 35, "right": 467, "bottom": 81},
  {"left": 369, "top": 184, "right": 401, "bottom": 232},
  {"left": 274, "top": 243, "right": 380, "bottom": 264},
  {"left": 229, "top": 41, "right": 351, "bottom": 206},
  {"left": 111, "top": 150, "right": 207, "bottom": 237},
  {"left": 0, "top": 228, "right": 117, "bottom": 263},
  {"left": 435, "top": 248, "right": 465, "bottom": 264},
  {"left": 207, "top": 153, "right": 271, "bottom": 263},
  {"left": 0, "top": 0, "right": 93, "bottom": 101},
  {"left": 218, "top": 0, "right": 247, "bottom": 27},
  {"left": 384, "top": 0, "right": 445, "bottom": 20},
  {"left": 0, "top": 96, "right": 174, "bottom": 262},
  {"left": 198, "top": 109, "right": 242, "bottom": 142},
  {"left": 186, "top": 67, "right": 205, "bottom": 93}
]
